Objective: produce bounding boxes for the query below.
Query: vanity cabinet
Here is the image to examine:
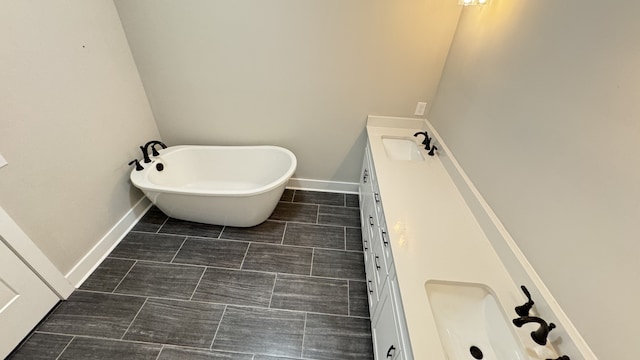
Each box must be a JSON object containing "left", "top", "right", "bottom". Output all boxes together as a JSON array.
[{"left": 360, "top": 143, "right": 412, "bottom": 360}]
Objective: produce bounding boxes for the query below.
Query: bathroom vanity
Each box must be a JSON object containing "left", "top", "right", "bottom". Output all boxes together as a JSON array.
[{"left": 359, "top": 116, "right": 591, "bottom": 360}]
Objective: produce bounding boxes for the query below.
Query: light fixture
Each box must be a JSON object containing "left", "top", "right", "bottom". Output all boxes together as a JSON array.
[{"left": 458, "top": 0, "right": 488, "bottom": 5}]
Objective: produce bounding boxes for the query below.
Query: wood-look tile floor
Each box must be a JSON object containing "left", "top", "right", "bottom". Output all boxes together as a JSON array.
[{"left": 8, "top": 190, "right": 373, "bottom": 360}]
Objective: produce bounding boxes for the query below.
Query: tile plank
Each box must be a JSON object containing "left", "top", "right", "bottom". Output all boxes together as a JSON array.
[
  {"left": 37, "top": 291, "right": 145, "bottom": 338},
  {"left": 270, "top": 274, "right": 348, "bottom": 315},
  {"left": 115, "top": 261, "right": 204, "bottom": 300},
  {"left": 172, "top": 238, "right": 248, "bottom": 268},
  {"left": 192, "top": 267, "right": 275, "bottom": 307},
  {"left": 124, "top": 298, "right": 225, "bottom": 348},
  {"left": 242, "top": 243, "right": 312, "bottom": 275},
  {"left": 303, "top": 313, "right": 373, "bottom": 360},
  {"left": 213, "top": 306, "right": 305, "bottom": 357}
]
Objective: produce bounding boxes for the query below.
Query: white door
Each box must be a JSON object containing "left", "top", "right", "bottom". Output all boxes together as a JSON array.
[{"left": 0, "top": 237, "right": 59, "bottom": 358}]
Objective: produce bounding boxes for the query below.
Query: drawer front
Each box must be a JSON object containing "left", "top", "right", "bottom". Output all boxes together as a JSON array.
[
  {"left": 389, "top": 273, "right": 413, "bottom": 360},
  {"left": 372, "top": 281, "right": 403, "bottom": 360},
  {"left": 371, "top": 246, "right": 387, "bottom": 293},
  {"left": 377, "top": 216, "right": 394, "bottom": 271},
  {"left": 365, "top": 250, "right": 380, "bottom": 312}
]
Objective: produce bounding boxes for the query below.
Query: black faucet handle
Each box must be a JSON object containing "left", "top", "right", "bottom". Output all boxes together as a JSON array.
[
  {"left": 139, "top": 145, "right": 152, "bottom": 163},
  {"left": 128, "top": 159, "right": 144, "bottom": 171},
  {"left": 546, "top": 356, "right": 570, "bottom": 360},
  {"left": 423, "top": 136, "right": 432, "bottom": 150},
  {"left": 515, "top": 285, "right": 534, "bottom": 316},
  {"left": 150, "top": 143, "right": 161, "bottom": 156},
  {"left": 428, "top": 145, "right": 438, "bottom": 156},
  {"left": 531, "top": 322, "right": 555, "bottom": 346}
]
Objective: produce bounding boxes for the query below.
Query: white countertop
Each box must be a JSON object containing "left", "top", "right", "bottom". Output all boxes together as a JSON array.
[{"left": 366, "top": 116, "right": 559, "bottom": 360}]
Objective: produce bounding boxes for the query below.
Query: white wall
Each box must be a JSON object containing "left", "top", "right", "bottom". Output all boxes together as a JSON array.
[
  {"left": 113, "top": 0, "right": 461, "bottom": 182},
  {"left": 0, "top": 0, "right": 159, "bottom": 275},
  {"left": 429, "top": 1, "right": 639, "bottom": 358}
]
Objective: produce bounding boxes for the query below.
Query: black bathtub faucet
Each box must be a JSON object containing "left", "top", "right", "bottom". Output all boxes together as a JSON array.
[{"left": 140, "top": 140, "right": 167, "bottom": 163}]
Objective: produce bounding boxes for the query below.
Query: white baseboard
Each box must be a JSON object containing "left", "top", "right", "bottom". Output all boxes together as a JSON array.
[
  {"left": 65, "top": 197, "right": 151, "bottom": 288},
  {"left": 287, "top": 178, "right": 359, "bottom": 194},
  {"left": 0, "top": 206, "right": 75, "bottom": 299}
]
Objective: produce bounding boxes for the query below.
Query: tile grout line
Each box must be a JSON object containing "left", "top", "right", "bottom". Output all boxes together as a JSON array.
[
  {"left": 153, "top": 344, "right": 165, "bottom": 360},
  {"left": 343, "top": 226, "right": 347, "bottom": 251},
  {"left": 347, "top": 280, "right": 351, "bottom": 316},
  {"left": 280, "top": 222, "right": 288, "bottom": 245},
  {"left": 209, "top": 304, "right": 227, "bottom": 350},
  {"left": 309, "top": 248, "right": 315, "bottom": 276},
  {"left": 120, "top": 297, "right": 149, "bottom": 340},
  {"left": 41, "top": 331, "right": 187, "bottom": 349},
  {"left": 168, "top": 237, "right": 189, "bottom": 264},
  {"left": 54, "top": 335, "right": 75, "bottom": 360},
  {"left": 112, "top": 260, "right": 138, "bottom": 294},
  {"left": 268, "top": 274, "right": 278, "bottom": 309},
  {"left": 156, "top": 216, "right": 170, "bottom": 234},
  {"left": 300, "top": 312, "right": 308, "bottom": 359},
  {"left": 188, "top": 266, "right": 208, "bottom": 301},
  {"left": 239, "top": 243, "right": 251, "bottom": 270}
]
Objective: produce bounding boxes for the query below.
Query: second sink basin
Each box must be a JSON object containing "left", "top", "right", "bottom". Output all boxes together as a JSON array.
[
  {"left": 381, "top": 137, "right": 424, "bottom": 161},
  {"left": 425, "top": 280, "right": 528, "bottom": 360}
]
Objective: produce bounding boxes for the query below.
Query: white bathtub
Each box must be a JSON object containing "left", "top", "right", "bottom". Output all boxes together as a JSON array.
[{"left": 130, "top": 145, "right": 297, "bottom": 227}]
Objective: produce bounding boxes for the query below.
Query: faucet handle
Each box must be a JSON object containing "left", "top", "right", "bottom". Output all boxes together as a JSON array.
[
  {"left": 546, "top": 356, "right": 570, "bottom": 360},
  {"left": 150, "top": 143, "right": 161, "bottom": 156},
  {"left": 428, "top": 145, "right": 438, "bottom": 156},
  {"left": 515, "top": 285, "right": 534, "bottom": 316},
  {"left": 128, "top": 159, "right": 144, "bottom": 171},
  {"left": 532, "top": 322, "right": 555, "bottom": 346}
]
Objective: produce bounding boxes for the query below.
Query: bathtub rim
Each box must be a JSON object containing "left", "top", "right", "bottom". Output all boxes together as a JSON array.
[{"left": 130, "top": 145, "right": 297, "bottom": 197}]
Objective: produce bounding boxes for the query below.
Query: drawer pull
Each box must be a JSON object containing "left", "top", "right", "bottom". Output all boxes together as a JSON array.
[
  {"left": 375, "top": 255, "right": 381, "bottom": 270},
  {"left": 381, "top": 230, "right": 388, "bottom": 246},
  {"left": 369, "top": 215, "right": 374, "bottom": 227},
  {"left": 367, "top": 280, "right": 373, "bottom": 294},
  {"left": 363, "top": 169, "right": 368, "bottom": 183},
  {"left": 386, "top": 345, "right": 396, "bottom": 358},
  {"left": 374, "top": 192, "right": 380, "bottom": 203},
  {"left": 363, "top": 239, "right": 368, "bottom": 251}
]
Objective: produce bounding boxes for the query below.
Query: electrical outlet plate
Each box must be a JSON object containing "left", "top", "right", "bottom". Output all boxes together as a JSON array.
[
  {"left": 0, "top": 153, "right": 7, "bottom": 169},
  {"left": 415, "top": 102, "right": 427, "bottom": 116}
]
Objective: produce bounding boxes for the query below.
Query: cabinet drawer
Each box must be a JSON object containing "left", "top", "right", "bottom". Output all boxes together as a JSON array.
[
  {"left": 372, "top": 281, "right": 403, "bottom": 360},
  {"left": 376, "top": 216, "right": 394, "bottom": 271},
  {"left": 389, "top": 274, "right": 413, "bottom": 359},
  {"left": 365, "top": 250, "right": 380, "bottom": 312},
  {"left": 371, "top": 241, "right": 387, "bottom": 294}
]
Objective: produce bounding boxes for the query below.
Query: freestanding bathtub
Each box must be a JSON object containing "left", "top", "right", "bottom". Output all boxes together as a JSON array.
[{"left": 130, "top": 145, "right": 297, "bottom": 227}]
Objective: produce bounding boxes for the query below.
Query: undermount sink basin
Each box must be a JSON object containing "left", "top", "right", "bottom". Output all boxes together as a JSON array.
[
  {"left": 381, "top": 137, "right": 424, "bottom": 161},
  {"left": 425, "top": 280, "right": 528, "bottom": 360}
]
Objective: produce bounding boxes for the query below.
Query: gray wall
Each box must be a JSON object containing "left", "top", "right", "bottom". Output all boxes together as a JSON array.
[
  {"left": 0, "top": 0, "right": 159, "bottom": 274},
  {"left": 113, "top": 0, "right": 461, "bottom": 182},
  {"left": 429, "top": 1, "right": 639, "bottom": 358}
]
